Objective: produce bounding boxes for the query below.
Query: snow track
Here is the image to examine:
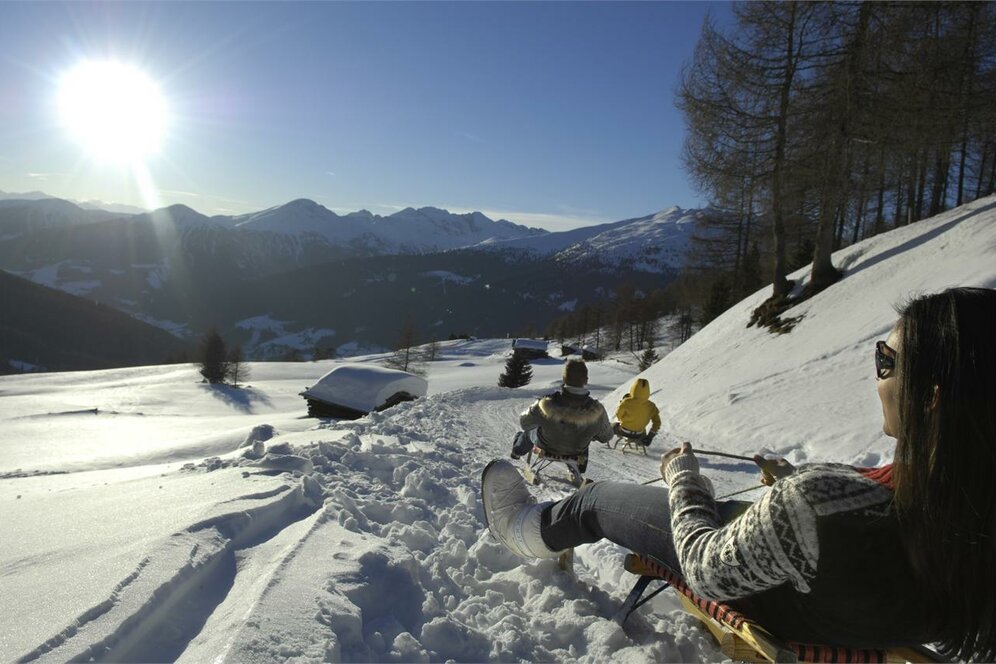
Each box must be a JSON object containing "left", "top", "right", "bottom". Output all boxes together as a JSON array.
[
  {"left": 173, "top": 388, "right": 729, "bottom": 662},
  {"left": 17, "top": 476, "right": 322, "bottom": 663}
]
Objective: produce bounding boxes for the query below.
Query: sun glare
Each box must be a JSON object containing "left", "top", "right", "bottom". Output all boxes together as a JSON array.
[{"left": 57, "top": 60, "right": 168, "bottom": 164}]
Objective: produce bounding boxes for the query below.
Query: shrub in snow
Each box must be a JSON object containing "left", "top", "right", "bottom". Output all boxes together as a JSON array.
[{"left": 638, "top": 347, "right": 659, "bottom": 372}]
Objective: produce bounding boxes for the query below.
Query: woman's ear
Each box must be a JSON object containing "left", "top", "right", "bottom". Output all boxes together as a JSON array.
[{"left": 929, "top": 385, "right": 941, "bottom": 411}]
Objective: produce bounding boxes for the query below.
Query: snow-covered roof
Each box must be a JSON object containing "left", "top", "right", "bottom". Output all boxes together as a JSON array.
[
  {"left": 511, "top": 338, "right": 548, "bottom": 351},
  {"left": 300, "top": 363, "right": 427, "bottom": 413}
]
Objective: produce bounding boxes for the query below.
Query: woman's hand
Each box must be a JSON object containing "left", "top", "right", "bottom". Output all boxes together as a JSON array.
[
  {"left": 660, "top": 441, "right": 695, "bottom": 481},
  {"left": 753, "top": 455, "right": 796, "bottom": 486}
]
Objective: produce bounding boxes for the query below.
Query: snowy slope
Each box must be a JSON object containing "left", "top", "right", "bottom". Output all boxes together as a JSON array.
[
  {"left": 479, "top": 206, "right": 706, "bottom": 273},
  {"left": 607, "top": 195, "right": 996, "bottom": 467},
  {"left": 2, "top": 196, "right": 995, "bottom": 662}
]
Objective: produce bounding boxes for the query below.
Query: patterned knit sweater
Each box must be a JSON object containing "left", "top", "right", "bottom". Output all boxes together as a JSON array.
[{"left": 663, "top": 454, "right": 934, "bottom": 646}]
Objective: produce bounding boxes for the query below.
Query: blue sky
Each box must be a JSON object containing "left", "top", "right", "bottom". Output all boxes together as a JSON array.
[{"left": 0, "top": 2, "right": 730, "bottom": 231}]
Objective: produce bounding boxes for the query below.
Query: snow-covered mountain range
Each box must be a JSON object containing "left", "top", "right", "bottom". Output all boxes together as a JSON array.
[
  {"left": 0, "top": 195, "right": 700, "bottom": 356},
  {"left": 1, "top": 195, "right": 993, "bottom": 662},
  {"left": 478, "top": 206, "right": 704, "bottom": 273},
  {"left": 230, "top": 199, "right": 547, "bottom": 254},
  {"left": 0, "top": 189, "right": 147, "bottom": 215}
]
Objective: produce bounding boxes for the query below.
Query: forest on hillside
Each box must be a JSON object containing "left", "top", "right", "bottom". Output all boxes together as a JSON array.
[
  {"left": 544, "top": 2, "right": 996, "bottom": 349},
  {"left": 680, "top": 2, "right": 996, "bottom": 320}
]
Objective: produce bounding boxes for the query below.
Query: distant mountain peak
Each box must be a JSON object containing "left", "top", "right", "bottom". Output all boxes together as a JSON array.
[
  {"left": 284, "top": 198, "right": 324, "bottom": 210},
  {"left": 156, "top": 203, "right": 203, "bottom": 217}
]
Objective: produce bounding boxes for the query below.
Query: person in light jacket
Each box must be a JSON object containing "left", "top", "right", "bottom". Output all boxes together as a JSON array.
[
  {"left": 614, "top": 378, "right": 661, "bottom": 446},
  {"left": 510, "top": 359, "right": 613, "bottom": 468}
]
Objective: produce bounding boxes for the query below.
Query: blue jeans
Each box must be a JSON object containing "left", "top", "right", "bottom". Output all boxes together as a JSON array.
[{"left": 540, "top": 481, "right": 750, "bottom": 572}]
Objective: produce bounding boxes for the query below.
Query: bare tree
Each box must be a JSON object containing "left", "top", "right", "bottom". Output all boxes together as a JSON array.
[
  {"left": 384, "top": 317, "right": 427, "bottom": 376},
  {"left": 227, "top": 344, "right": 249, "bottom": 388}
]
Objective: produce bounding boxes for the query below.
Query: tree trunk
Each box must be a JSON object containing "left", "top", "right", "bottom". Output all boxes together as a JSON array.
[
  {"left": 957, "top": 4, "right": 980, "bottom": 207},
  {"left": 770, "top": 1, "right": 799, "bottom": 298},
  {"left": 975, "top": 144, "right": 989, "bottom": 200},
  {"left": 853, "top": 186, "right": 868, "bottom": 244},
  {"left": 811, "top": 0, "right": 868, "bottom": 292},
  {"left": 894, "top": 171, "right": 905, "bottom": 227},
  {"left": 914, "top": 148, "right": 928, "bottom": 221},
  {"left": 873, "top": 147, "right": 887, "bottom": 235},
  {"left": 929, "top": 149, "right": 949, "bottom": 217},
  {"left": 989, "top": 143, "right": 996, "bottom": 196}
]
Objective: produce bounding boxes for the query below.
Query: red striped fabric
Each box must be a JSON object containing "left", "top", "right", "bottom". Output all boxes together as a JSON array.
[
  {"left": 635, "top": 556, "right": 747, "bottom": 629},
  {"left": 856, "top": 464, "right": 895, "bottom": 489}
]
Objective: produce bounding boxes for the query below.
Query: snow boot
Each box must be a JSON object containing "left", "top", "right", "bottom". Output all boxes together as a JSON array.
[{"left": 481, "top": 459, "right": 563, "bottom": 559}]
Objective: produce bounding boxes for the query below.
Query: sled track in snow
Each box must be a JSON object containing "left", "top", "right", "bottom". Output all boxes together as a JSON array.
[
  {"left": 17, "top": 386, "right": 737, "bottom": 662},
  {"left": 18, "top": 478, "right": 323, "bottom": 664}
]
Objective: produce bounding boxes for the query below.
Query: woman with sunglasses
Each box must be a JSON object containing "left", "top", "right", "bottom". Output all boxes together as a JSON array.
[{"left": 482, "top": 287, "right": 996, "bottom": 660}]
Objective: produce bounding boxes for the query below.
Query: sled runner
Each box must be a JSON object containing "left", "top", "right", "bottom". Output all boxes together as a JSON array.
[
  {"left": 617, "top": 553, "right": 944, "bottom": 664},
  {"left": 521, "top": 446, "right": 587, "bottom": 487}
]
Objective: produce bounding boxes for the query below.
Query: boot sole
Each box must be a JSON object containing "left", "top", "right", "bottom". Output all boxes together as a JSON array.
[{"left": 481, "top": 458, "right": 503, "bottom": 540}]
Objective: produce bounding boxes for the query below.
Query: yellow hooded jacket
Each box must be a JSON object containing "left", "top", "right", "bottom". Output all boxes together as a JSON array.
[{"left": 615, "top": 378, "right": 661, "bottom": 434}]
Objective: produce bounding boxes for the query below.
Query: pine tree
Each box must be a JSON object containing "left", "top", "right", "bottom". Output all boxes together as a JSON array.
[
  {"left": 638, "top": 347, "right": 659, "bottom": 372},
  {"left": 498, "top": 352, "right": 533, "bottom": 388},
  {"left": 197, "top": 328, "right": 230, "bottom": 384}
]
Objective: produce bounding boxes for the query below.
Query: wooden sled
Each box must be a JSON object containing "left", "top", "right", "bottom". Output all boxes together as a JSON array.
[
  {"left": 606, "top": 425, "right": 650, "bottom": 455},
  {"left": 618, "top": 553, "right": 945, "bottom": 664},
  {"left": 521, "top": 446, "right": 587, "bottom": 487}
]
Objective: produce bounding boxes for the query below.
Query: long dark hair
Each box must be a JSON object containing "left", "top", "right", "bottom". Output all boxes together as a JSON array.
[{"left": 891, "top": 287, "right": 996, "bottom": 661}]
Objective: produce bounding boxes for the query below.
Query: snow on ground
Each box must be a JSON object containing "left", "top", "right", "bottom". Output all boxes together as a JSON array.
[
  {"left": 421, "top": 270, "right": 475, "bottom": 285},
  {"left": 2, "top": 196, "right": 995, "bottom": 662}
]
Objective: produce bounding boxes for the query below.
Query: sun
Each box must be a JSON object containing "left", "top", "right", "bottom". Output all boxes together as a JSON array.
[{"left": 57, "top": 60, "right": 168, "bottom": 164}]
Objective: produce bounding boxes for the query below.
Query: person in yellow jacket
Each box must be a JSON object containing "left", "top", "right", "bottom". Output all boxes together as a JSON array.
[{"left": 614, "top": 378, "right": 661, "bottom": 446}]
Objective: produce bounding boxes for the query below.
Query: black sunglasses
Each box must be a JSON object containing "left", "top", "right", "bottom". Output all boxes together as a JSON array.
[{"left": 875, "top": 340, "right": 896, "bottom": 379}]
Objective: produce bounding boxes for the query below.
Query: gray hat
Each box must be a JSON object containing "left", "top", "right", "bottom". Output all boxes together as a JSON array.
[{"left": 563, "top": 359, "right": 588, "bottom": 388}]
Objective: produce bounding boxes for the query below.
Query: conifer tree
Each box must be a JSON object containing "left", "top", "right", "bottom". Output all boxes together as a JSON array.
[
  {"left": 498, "top": 353, "right": 533, "bottom": 388},
  {"left": 638, "top": 347, "right": 659, "bottom": 372},
  {"left": 198, "top": 328, "right": 230, "bottom": 384}
]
